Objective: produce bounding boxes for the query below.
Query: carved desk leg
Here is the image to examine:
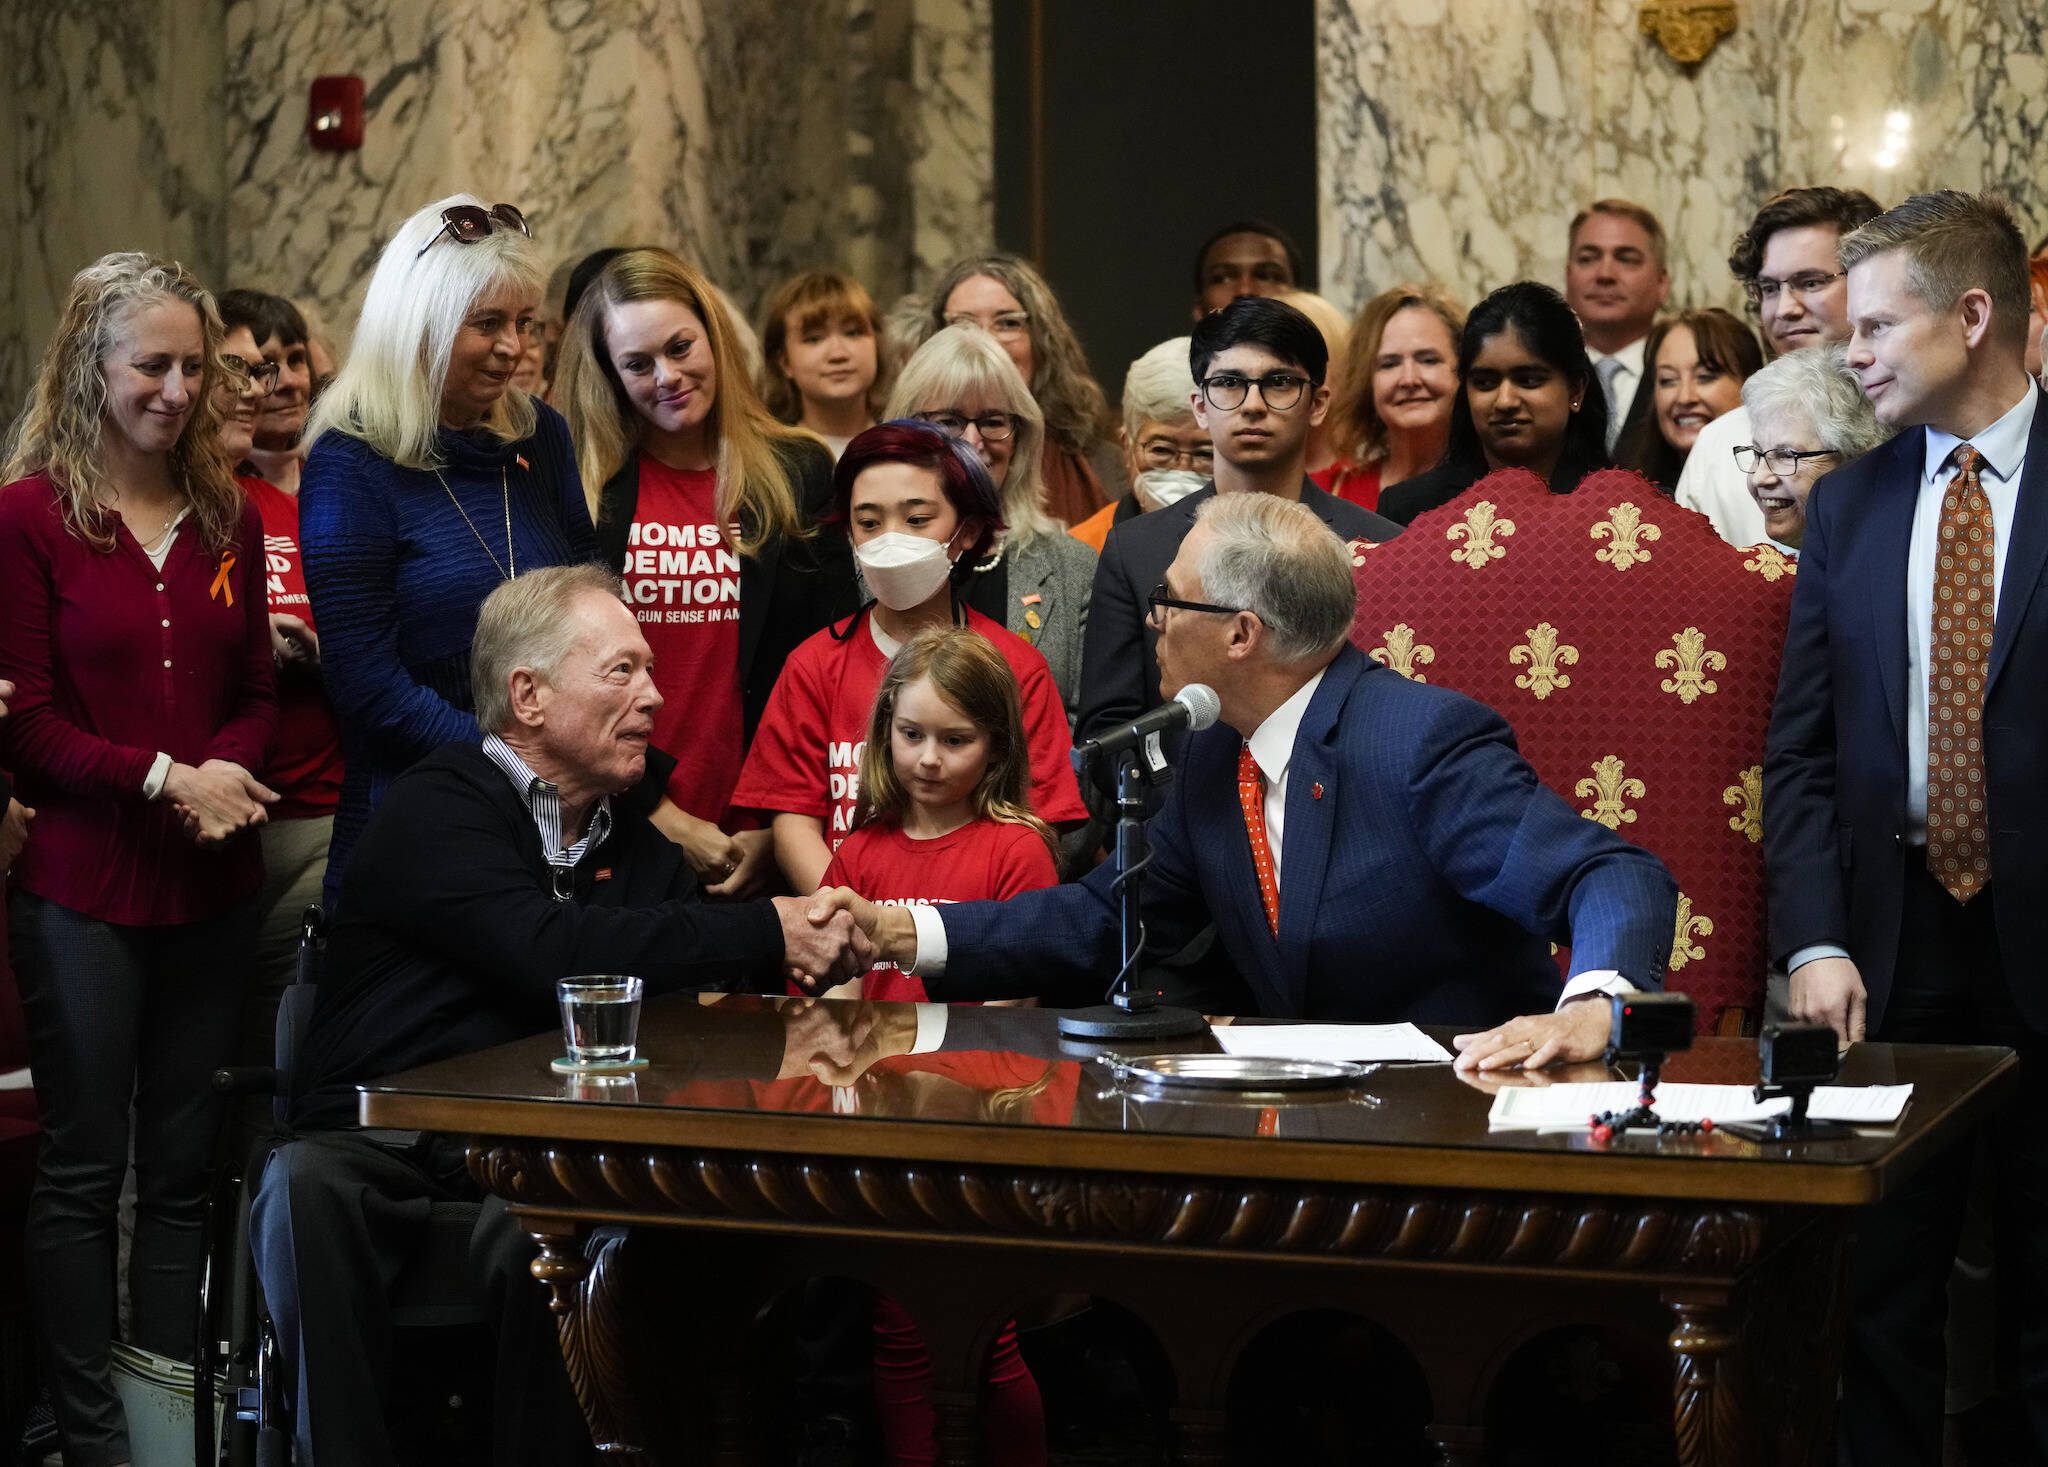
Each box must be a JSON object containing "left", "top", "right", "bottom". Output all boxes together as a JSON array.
[
  {"left": 1665, "top": 1288, "right": 1755, "bottom": 1467},
  {"left": 527, "top": 1217, "right": 652, "bottom": 1462}
]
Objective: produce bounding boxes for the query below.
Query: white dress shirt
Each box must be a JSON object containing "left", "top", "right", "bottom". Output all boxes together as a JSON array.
[
  {"left": 1787, "top": 383, "right": 2035, "bottom": 978},
  {"left": 1590, "top": 336, "right": 1647, "bottom": 437},
  {"left": 1673, "top": 406, "right": 1770, "bottom": 549}
]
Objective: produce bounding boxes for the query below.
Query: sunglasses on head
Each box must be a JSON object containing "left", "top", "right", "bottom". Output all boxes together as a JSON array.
[{"left": 415, "top": 203, "right": 531, "bottom": 260}]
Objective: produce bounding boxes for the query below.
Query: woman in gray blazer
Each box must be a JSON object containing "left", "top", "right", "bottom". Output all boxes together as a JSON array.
[{"left": 887, "top": 325, "right": 1098, "bottom": 725}]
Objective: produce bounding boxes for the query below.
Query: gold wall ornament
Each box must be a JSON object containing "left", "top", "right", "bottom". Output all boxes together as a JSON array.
[
  {"left": 1509, "top": 621, "right": 1580, "bottom": 699},
  {"left": 1446, "top": 499, "right": 1515, "bottom": 569},
  {"left": 1669, "top": 891, "right": 1715, "bottom": 970},
  {"left": 1371, "top": 623, "right": 1436, "bottom": 682},
  {"left": 1722, "top": 765, "right": 1763, "bottom": 844},
  {"left": 1656, "top": 626, "right": 1727, "bottom": 704},
  {"left": 1742, "top": 543, "right": 1796, "bottom": 582},
  {"left": 1639, "top": 0, "right": 1737, "bottom": 65},
  {"left": 1575, "top": 754, "right": 1646, "bottom": 829},
  {"left": 1591, "top": 501, "right": 1662, "bottom": 571}
]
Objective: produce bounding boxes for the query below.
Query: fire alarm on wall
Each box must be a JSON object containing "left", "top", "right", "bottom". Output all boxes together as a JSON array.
[{"left": 308, "top": 76, "right": 364, "bottom": 152}]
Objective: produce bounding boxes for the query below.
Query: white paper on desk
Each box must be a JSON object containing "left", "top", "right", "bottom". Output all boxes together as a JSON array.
[
  {"left": 1487, "top": 1081, "right": 1914, "bottom": 1131},
  {"left": 1211, "top": 1022, "right": 1453, "bottom": 1064}
]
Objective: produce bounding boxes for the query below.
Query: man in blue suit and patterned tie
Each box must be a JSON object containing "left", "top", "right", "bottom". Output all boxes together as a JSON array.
[
  {"left": 1764, "top": 190, "right": 2048, "bottom": 1466},
  {"left": 819, "top": 491, "right": 1678, "bottom": 1070}
]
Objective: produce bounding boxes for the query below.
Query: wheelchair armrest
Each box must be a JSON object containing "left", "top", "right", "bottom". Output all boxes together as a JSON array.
[{"left": 213, "top": 1065, "right": 280, "bottom": 1098}]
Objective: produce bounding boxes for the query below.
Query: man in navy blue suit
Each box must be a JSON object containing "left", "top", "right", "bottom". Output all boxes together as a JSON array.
[
  {"left": 820, "top": 492, "right": 1678, "bottom": 1070},
  {"left": 1763, "top": 190, "right": 2048, "bottom": 1464}
]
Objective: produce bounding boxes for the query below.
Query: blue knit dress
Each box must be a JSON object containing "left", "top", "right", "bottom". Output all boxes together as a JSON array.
[{"left": 300, "top": 401, "right": 596, "bottom": 908}]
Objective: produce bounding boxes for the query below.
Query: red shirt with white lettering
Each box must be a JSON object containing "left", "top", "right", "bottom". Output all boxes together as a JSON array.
[
  {"left": 820, "top": 817, "right": 1057, "bottom": 1001},
  {"left": 730, "top": 605, "right": 1087, "bottom": 850},
  {"left": 241, "top": 475, "right": 343, "bottom": 820},
  {"left": 622, "top": 460, "right": 746, "bottom": 823}
]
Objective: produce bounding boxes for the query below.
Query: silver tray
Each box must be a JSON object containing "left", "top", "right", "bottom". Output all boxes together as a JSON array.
[{"left": 1101, "top": 1053, "right": 1373, "bottom": 1091}]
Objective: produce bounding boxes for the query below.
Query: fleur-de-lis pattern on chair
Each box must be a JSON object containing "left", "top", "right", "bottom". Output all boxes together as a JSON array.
[{"left": 1350, "top": 467, "right": 1795, "bottom": 1032}]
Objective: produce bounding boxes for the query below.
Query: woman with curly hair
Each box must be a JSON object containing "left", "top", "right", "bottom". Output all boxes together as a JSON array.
[
  {"left": 0, "top": 251, "right": 276, "bottom": 1463},
  {"left": 926, "top": 253, "right": 1121, "bottom": 525}
]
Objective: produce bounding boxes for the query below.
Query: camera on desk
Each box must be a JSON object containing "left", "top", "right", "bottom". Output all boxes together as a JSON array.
[
  {"left": 1758, "top": 1022, "right": 1841, "bottom": 1089},
  {"left": 1604, "top": 991, "right": 1695, "bottom": 1066}
]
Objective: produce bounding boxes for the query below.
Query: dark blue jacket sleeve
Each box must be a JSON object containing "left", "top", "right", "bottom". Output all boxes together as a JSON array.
[{"left": 301, "top": 436, "right": 481, "bottom": 764}]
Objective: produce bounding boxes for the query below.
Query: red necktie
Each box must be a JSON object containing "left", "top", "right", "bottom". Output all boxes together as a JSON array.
[
  {"left": 1926, "top": 444, "right": 1995, "bottom": 902},
  {"left": 1238, "top": 742, "right": 1279, "bottom": 936}
]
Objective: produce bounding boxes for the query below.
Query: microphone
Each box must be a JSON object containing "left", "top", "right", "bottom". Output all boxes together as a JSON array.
[{"left": 1078, "top": 683, "right": 1222, "bottom": 764}]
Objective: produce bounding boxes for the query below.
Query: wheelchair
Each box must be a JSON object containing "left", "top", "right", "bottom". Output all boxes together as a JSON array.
[{"left": 194, "top": 906, "right": 494, "bottom": 1466}]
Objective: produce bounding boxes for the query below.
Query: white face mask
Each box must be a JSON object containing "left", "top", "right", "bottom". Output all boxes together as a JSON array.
[
  {"left": 854, "top": 530, "right": 957, "bottom": 611},
  {"left": 1134, "top": 468, "right": 1207, "bottom": 508}
]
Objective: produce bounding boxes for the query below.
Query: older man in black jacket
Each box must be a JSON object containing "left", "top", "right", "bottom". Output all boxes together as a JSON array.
[{"left": 252, "top": 566, "right": 868, "bottom": 1467}]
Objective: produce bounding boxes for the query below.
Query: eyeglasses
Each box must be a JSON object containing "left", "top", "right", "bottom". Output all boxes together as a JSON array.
[
  {"left": 1147, "top": 581, "right": 1243, "bottom": 620},
  {"left": 415, "top": 203, "right": 531, "bottom": 260},
  {"left": 1137, "top": 439, "right": 1214, "bottom": 471},
  {"left": 1198, "top": 371, "right": 1313, "bottom": 412},
  {"left": 221, "top": 354, "right": 281, "bottom": 394},
  {"left": 918, "top": 409, "right": 1015, "bottom": 443},
  {"left": 1733, "top": 444, "right": 1841, "bottom": 475},
  {"left": 944, "top": 311, "right": 1031, "bottom": 340},
  {"left": 1744, "top": 270, "right": 1845, "bottom": 307}
]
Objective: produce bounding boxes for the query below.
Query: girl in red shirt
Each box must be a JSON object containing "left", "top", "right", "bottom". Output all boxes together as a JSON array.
[
  {"left": 731, "top": 422, "right": 1086, "bottom": 891},
  {"left": 0, "top": 253, "right": 276, "bottom": 1464},
  {"left": 822, "top": 625, "right": 1057, "bottom": 1002}
]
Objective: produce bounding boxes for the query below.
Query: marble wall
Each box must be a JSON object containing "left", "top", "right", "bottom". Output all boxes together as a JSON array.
[
  {"left": 0, "top": 0, "right": 991, "bottom": 411},
  {"left": 1318, "top": 0, "right": 2048, "bottom": 316}
]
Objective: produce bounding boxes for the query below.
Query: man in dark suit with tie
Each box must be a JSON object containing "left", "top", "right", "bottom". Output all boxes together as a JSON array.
[
  {"left": 1077, "top": 296, "right": 1402, "bottom": 783},
  {"left": 1763, "top": 190, "right": 2048, "bottom": 1464},
  {"left": 1565, "top": 199, "right": 1670, "bottom": 454},
  {"left": 823, "top": 492, "right": 1678, "bottom": 1070}
]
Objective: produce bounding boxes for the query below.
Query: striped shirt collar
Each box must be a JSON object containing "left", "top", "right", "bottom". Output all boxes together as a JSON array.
[{"left": 481, "top": 735, "right": 613, "bottom": 891}]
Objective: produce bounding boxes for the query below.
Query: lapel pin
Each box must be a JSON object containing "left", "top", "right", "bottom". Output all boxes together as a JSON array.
[
  {"left": 1311, "top": 782, "right": 1324, "bottom": 801},
  {"left": 516, "top": 454, "right": 531, "bottom": 471}
]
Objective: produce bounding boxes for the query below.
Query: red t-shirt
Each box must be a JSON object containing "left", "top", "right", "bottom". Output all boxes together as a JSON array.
[
  {"left": 1311, "top": 459, "right": 1383, "bottom": 512},
  {"left": 621, "top": 460, "right": 747, "bottom": 823},
  {"left": 730, "top": 605, "right": 1087, "bottom": 847},
  {"left": 821, "top": 817, "right": 1057, "bottom": 1001},
  {"left": 241, "top": 475, "right": 343, "bottom": 820}
]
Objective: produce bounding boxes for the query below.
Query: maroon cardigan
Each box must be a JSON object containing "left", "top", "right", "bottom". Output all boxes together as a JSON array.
[{"left": 0, "top": 474, "right": 276, "bottom": 925}]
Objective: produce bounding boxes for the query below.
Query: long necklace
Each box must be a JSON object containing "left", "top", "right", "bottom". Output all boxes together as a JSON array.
[{"left": 435, "top": 466, "right": 515, "bottom": 581}]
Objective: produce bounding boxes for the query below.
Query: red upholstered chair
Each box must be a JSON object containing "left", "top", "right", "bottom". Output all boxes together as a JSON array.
[{"left": 1349, "top": 467, "right": 1797, "bottom": 1032}]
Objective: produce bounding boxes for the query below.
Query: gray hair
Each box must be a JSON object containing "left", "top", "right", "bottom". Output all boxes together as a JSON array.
[
  {"left": 884, "top": 323, "right": 1058, "bottom": 543},
  {"left": 1121, "top": 336, "right": 1197, "bottom": 444},
  {"left": 1741, "top": 344, "right": 1893, "bottom": 459},
  {"left": 1192, "top": 493, "right": 1356, "bottom": 662},
  {"left": 471, "top": 564, "right": 629, "bottom": 733}
]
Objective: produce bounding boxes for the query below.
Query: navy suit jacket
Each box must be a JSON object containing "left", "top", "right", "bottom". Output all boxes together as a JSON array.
[
  {"left": 1763, "top": 385, "right": 2048, "bottom": 1032},
  {"left": 935, "top": 646, "right": 1678, "bottom": 1023}
]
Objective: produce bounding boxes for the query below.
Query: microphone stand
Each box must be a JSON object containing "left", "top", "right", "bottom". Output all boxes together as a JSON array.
[{"left": 1058, "top": 746, "right": 1207, "bottom": 1041}]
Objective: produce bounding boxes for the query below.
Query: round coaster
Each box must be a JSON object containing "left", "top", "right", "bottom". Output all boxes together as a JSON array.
[{"left": 550, "top": 1055, "right": 651, "bottom": 1075}]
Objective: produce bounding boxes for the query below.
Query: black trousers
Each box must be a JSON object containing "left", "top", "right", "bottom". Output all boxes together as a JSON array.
[
  {"left": 1841, "top": 860, "right": 2048, "bottom": 1467},
  {"left": 250, "top": 1130, "right": 590, "bottom": 1467},
  {"left": 9, "top": 890, "right": 253, "bottom": 1467}
]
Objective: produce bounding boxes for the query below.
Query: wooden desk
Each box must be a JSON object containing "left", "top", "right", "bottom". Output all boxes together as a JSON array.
[{"left": 360, "top": 997, "right": 2014, "bottom": 1466}]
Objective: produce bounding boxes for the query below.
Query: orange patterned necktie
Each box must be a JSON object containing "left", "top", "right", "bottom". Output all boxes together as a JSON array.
[
  {"left": 1238, "top": 742, "right": 1279, "bottom": 936},
  {"left": 1926, "top": 444, "right": 1995, "bottom": 903}
]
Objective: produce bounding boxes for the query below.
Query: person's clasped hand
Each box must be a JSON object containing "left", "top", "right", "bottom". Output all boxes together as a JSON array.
[
  {"left": 163, "top": 759, "right": 278, "bottom": 846},
  {"left": 1451, "top": 994, "right": 1614, "bottom": 1073},
  {"left": 771, "top": 895, "right": 872, "bottom": 987},
  {"left": 0, "top": 798, "right": 32, "bottom": 877}
]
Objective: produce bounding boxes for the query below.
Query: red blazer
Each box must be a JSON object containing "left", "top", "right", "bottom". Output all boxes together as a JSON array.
[{"left": 0, "top": 474, "right": 276, "bottom": 924}]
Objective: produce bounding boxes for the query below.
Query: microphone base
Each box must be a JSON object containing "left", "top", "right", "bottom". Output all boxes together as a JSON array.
[{"left": 1057, "top": 1003, "right": 1208, "bottom": 1041}]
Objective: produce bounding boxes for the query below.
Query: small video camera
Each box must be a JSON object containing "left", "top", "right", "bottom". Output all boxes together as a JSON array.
[
  {"left": 1604, "top": 991, "right": 1696, "bottom": 1065},
  {"left": 1758, "top": 1023, "right": 1841, "bottom": 1089}
]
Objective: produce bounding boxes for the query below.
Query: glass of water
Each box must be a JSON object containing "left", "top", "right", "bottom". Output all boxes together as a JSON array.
[{"left": 556, "top": 976, "right": 644, "bottom": 1068}]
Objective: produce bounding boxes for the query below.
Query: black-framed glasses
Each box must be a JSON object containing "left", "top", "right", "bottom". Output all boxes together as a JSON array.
[
  {"left": 1743, "top": 270, "right": 1844, "bottom": 307},
  {"left": 415, "top": 202, "right": 531, "bottom": 260},
  {"left": 1137, "top": 439, "right": 1214, "bottom": 471},
  {"left": 1198, "top": 371, "right": 1313, "bottom": 412},
  {"left": 1734, "top": 444, "right": 1841, "bottom": 475},
  {"left": 221, "top": 354, "right": 281, "bottom": 393},
  {"left": 1147, "top": 581, "right": 1243, "bottom": 619},
  {"left": 918, "top": 409, "right": 1015, "bottom": 443}
]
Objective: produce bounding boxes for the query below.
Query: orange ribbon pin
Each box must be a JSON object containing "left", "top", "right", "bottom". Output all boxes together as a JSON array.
[{"left": 209, "top": 550, "right": 237, "bottom": 606}]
